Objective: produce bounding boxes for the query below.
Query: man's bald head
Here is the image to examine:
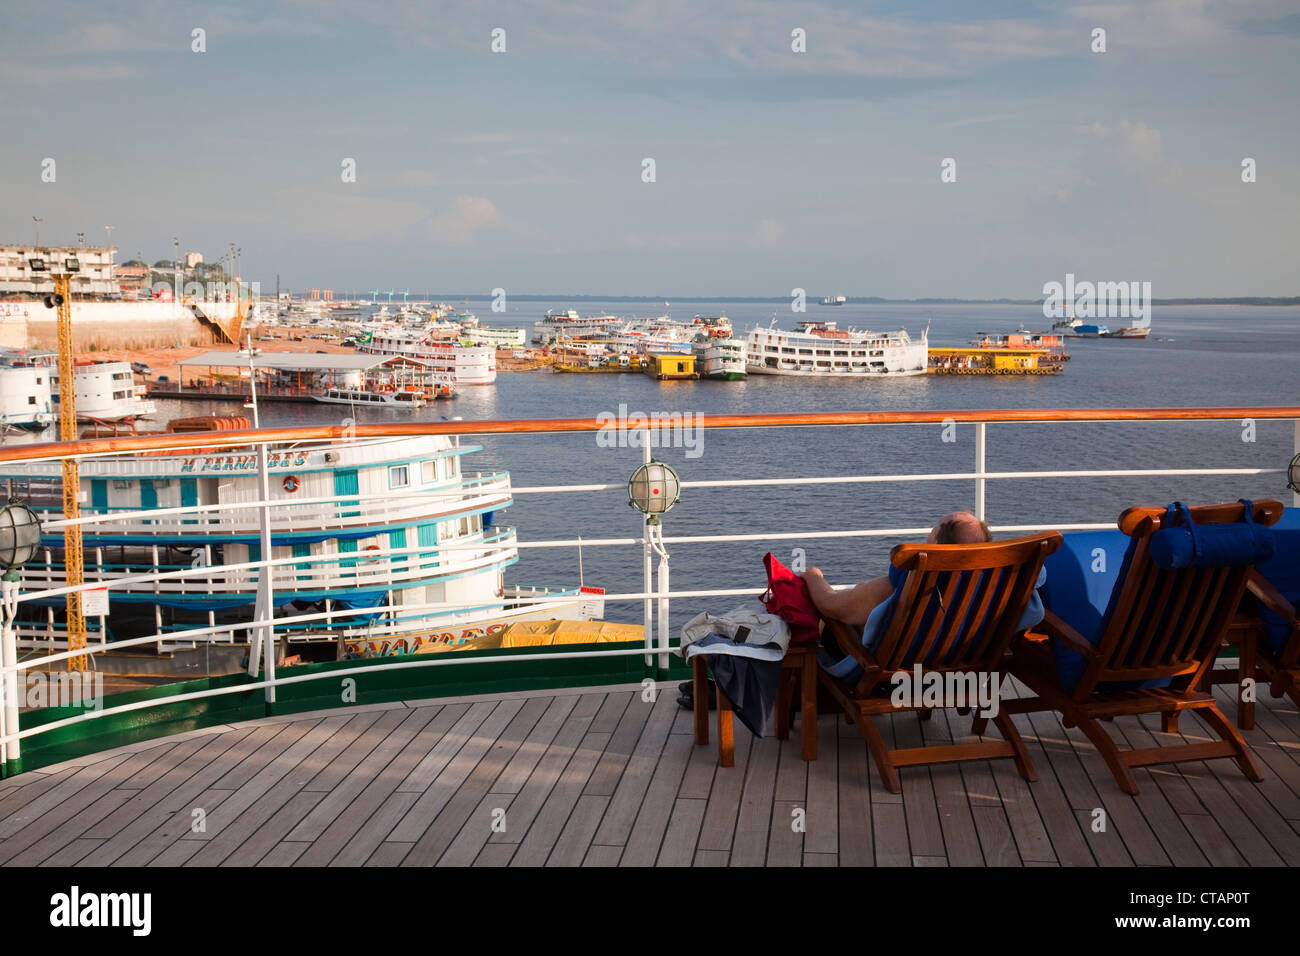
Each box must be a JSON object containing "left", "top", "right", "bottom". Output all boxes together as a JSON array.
[{"left": 928, "top": 511, "right": 992, "bottom": 545}]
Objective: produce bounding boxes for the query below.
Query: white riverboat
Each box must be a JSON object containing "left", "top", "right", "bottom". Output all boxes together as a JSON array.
[
  {"left": 54, "top": 361, "right": 157, "bottom": 421},
  {"left": 745, "top": 321, "right": 928, "bottom": 377},
  {"left": 313, "top": 386, "right": 427, "bottom": 407},
  {"left": 357, "top": 330, "right": 496, "bottom": 385},
  {"left": 460, "top": 324, "right": 526, "bottom": 347},
  {"left": 0, "top": 433, "right": 593, "bottom": 647},
  {"left": 692, "top": 336, "right": 748, "bottom": 380},
  {"left": 532, "top": 310, "right": 620, "bottom": 344},
  {"left": 1, "top": 354, "right": 154, "bottom": 425},
  {"left": 0, "top": 365, "right": 55, "bottom": 429}
]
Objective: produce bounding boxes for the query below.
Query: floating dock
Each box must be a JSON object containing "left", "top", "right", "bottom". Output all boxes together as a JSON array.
[
  {"left": 927, "top": 347, "right": 1060, "bottom": 375},
  {"left": 644, "top": 353, "right": 700, "bottom": 380}
]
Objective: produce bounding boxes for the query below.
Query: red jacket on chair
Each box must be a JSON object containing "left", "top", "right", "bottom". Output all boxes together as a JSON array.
[{"left": 762, "top": 552, "right": 822, "bottom": 645}]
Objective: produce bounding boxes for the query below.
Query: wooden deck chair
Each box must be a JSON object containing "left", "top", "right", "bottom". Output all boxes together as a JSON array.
[
  {"left": 819, "top": 531, "right": 1062, "bottom": 794},
  {"left": 1236, "top": 572, "right": 1300, "bottom": 723},
  {"left": 1006, "top": 500, "right": 1283, "bottom": 796}
]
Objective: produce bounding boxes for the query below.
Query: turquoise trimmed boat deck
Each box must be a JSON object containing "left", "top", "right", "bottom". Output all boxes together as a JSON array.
[{"left": 1, "top": 671, "right": 1297, "bottom": 867}]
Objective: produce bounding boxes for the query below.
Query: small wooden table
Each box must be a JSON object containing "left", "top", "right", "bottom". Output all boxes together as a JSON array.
[{"left": 691, "top": 644, "right": 819, "bottom": 767}]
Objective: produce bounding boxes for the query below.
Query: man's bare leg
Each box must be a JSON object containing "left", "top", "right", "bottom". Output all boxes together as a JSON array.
[{"left": 801, "top": 568, "right": 893, "bottom": 635}]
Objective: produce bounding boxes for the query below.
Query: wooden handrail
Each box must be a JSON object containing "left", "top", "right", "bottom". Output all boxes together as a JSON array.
[{"left": 0, "top": 406, "right": 1297, "bottom": 464}]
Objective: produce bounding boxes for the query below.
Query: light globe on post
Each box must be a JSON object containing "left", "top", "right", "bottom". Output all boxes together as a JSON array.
[
  {"left": 628, "top": 460, "right": 680, "bottom": 525},
  {"left": 628, "top": 460, "right": 680, "bottom": 677},
  {"left": 0, "top": 499, "right": 42, "bottom": 582}
]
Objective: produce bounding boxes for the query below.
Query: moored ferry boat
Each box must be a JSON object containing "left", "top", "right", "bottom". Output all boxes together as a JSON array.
[
  {"left": 0, "top": 433, "right": 592, "bottom": 648},
  {"left": 745, "top": 321, "right": 928, "bottom": 377},
  {"left": 459, "top": 323, "right": 526, "bottom": 347},
  {"left": 357, "top": 330, "right": 496, "bottom": 384},
  {"left": 1, "top": 352, "right": 154, "bottom": 424},
  {"left": 532, "top": 310, "right": 620, "bottom": 344},
  {"left": 692, "top": 336, "right": 747, "bottom": 380},
  {"left": 971, "top": 328, "right": 1070, "bottom": 362},
  {"left": 54, "top": 360, "right": 157, "bottom": 421},
  {"left": 0, "top": 365, "right": 54, "bottom": 429},
  {"left": 313, "top": 387, "right": 427, "bottom": 407}
]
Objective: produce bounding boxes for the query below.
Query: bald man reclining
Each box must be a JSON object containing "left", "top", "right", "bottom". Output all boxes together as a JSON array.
[{"left": 800, "top": 511, "right": 1046, "bottom": 681}]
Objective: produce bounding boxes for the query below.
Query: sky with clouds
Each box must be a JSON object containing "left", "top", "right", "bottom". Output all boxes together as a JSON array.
[{"left": 2, "top": 0, "right": 1298, "bottom": 297}]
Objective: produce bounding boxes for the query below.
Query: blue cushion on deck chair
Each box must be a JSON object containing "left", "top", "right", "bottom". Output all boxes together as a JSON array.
[
  {"left": 1043, "top": 518, "right": 1274, "bottom": 693},
  {"left": 1042, "top": 529, "right": 1133, "bottom": 693},
  {"left": 1255, "top": 507, "right": 1300, "bottom": 655}
]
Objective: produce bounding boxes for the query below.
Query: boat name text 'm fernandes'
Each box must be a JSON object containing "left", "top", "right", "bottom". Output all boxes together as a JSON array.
[{"left": 177, "top": 451, "right": 311, "bottom": 473}]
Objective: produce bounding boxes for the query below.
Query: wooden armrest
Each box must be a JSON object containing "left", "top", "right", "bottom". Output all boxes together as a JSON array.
[
  {"left": 1247, "top": 570, "right": 1298, "bottom": 621},
  {"left": 823, "top": 618, "right": 880, "bottom": 672},
  {"left": 1035, "top": 610, "right": 1099, "bottom": 661}
]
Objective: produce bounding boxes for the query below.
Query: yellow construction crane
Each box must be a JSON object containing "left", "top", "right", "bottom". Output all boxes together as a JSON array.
[{"left": 44, "top": 268, "right": 87, "bottom": 670}]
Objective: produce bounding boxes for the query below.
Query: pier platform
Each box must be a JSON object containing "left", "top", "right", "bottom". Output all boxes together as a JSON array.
[{"left": 1, "top": 672, "right": 1296, "bottom": 867}]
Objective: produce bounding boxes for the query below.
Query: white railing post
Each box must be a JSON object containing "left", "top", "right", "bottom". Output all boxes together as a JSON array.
[
  {"left": 655, "top": 523, "right": 670, "bottom": 673},
  {"left": 249, "top": 440, "right": 277, "bottom": 704},
  {"left": 974, "top": 421, "right": 987, "bottom": 521},
  {"left": 2, "top": 576, "right": 21, "bottom": 774},
  {"left": 641, "top": 428, "right": 653, "bottom": 668}
]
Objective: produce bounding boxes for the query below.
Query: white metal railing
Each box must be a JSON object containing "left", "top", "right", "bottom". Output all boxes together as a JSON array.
[{"left": 1, "top": 408, "right": 1296, "bottom": 774}]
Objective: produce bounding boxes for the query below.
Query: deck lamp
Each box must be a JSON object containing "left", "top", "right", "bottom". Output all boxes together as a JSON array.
[
  {"left": 628, "top": 460, "right": 680, "bottom": 525},
  {"left": 0, "top": 500, "right": 42, "bottom": 576},
  {"left": 1288, "top": 452, "right": 1300, "bottom": 495},
  {"left": 628, "top": 461, "right": 679, "bottom": 677}
]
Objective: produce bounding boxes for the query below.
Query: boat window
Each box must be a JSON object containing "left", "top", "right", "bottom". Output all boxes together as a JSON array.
[
  {"left": 797, "top": 348, "right": 812, "bottom": 355},
  {"left": 390, "top": 465, "right": 410, "bottom": 489},
  {"left": 422, "top": 459, "right": 439, "bottom": 483}
]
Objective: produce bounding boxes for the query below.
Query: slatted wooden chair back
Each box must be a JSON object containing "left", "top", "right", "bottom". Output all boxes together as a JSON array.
[
  {"left": 871, "top": 531, "right": 1063, "bottom": 680},
  {"left": 1072, "top": 500, "right": 1284, "bottom": 701}
]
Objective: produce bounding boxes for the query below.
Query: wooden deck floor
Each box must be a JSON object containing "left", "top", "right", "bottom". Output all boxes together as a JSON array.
[{"left": 2, "top": 675, "right": 1298, "bottom": 867}]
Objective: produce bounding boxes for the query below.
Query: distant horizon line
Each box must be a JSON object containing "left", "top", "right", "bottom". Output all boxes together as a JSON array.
[{"left": 275, "top": 293, "right": 1300, "bottom": 306}]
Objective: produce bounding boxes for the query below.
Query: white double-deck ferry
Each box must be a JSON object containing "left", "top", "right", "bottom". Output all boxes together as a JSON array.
[
  {"left": 357, "top": 330, "right": 496, "bottom": 385},
  {"left": 532, "top": 310, "right": 620, "bottom": 344},
  {"left": 745, "top": 321, "right": 928, "bottom": 377},
  {"left": 54, "top": 361, "right": 157, "bottom": 421},
  {"left": 0, "top": 433, "right": 593, "bottom": 647},
  {"left": 460, "top": 324, "right": 526, "bottom": 347},
  {"left": 0, "top": 365, "right": 54, "bottom": 428},
  {"left": 692, "top": 336, "right": 747, "bottom": 380},
  {"left": 1, "top": 355, "right": 154, "bottom": 426}
]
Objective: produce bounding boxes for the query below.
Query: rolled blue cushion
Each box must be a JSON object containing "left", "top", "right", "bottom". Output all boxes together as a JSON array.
[{"left": 1149, "top": 522, "right": 1274, "bottom": 570}]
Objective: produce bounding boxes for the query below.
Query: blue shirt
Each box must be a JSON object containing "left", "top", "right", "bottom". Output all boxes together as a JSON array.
[{"left": 824, "top": 564, "right": 1048, "bottom": 682}]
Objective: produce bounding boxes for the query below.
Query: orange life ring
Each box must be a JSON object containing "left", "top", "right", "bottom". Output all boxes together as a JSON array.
[{"left": 282, "top": 475, "right": 300, "bottom": 493}]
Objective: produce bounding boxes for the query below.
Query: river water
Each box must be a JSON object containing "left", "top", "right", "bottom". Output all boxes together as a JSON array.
[{"left": 150, "top": 301, "right": 1299, "bottom": 621}]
